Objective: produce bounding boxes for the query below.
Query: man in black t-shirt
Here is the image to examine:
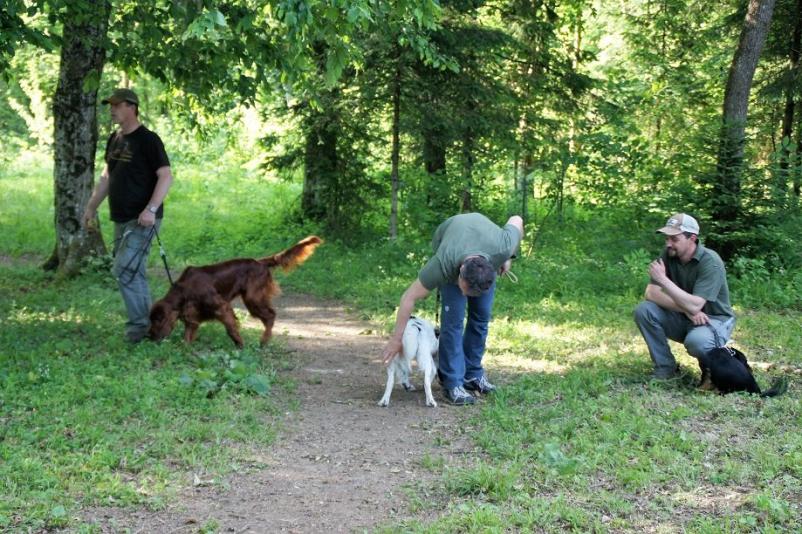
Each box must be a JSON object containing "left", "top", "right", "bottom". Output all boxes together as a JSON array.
[{"left": 83, "top": 88, "right": 174, "bottom": 343}]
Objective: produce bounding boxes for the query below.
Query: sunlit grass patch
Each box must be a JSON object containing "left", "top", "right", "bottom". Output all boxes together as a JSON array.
[{"left": 0, "top": 264, "right": 292, "bottom": 530}]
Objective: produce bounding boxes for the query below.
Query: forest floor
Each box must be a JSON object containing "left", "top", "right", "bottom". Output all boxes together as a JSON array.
[{"left": 79, "top": 292, "right": 481, "bottom": 533}]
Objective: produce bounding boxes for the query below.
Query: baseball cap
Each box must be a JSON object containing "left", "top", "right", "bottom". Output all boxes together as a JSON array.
[
  {"left": 656, "top": 213, "right": 700, "bottom": 235},
  {"left": 101, "top": 88, "right": 139, "bottom": 105}
]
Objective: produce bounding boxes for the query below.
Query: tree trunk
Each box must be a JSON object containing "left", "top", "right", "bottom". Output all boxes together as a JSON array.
[
  {"left": 796, "top": 113, "right": 802, "bottom": 198},
  {"left": 422, "top": 128, "right": 446, "bottom": 176},
  {"left": 460, "top": 129, "right": 474, "bottom": 212},
  {"left": 44, "top": 0, "right": 110, "bottom": 276},
  {"left": 711, "top": 0, "right": 776, "bottom": 258},
  {"left": 302, "top": 108, "right": 338, "bottom": 222},
  {"left": 389, "top": 50, "right": 402, "bottom": 240},
  {"left": 779, "top": 0, "right": 802, "bottom": 195},
  {"left": 421, "top": 123, "right": 448, "bottom": 213}
]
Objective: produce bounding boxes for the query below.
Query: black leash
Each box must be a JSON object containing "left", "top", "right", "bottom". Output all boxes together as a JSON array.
[
  {"left": 707, "top": 322, "right": 724, "bottom": 348},
  {"left": 435, "top": 288, "right": 440, "bottom": 329},
  {"left": 115, "top": 226, "right": 155, "bottom": 287},
  {"left": 153, "top": 228, "right": 175, "bottom": 286},
  {"left": 706, "top": 322, "right": 738, "bottom": 357},
  {"left": 114, "top": 225, "right": 174, "bottom": 287}
]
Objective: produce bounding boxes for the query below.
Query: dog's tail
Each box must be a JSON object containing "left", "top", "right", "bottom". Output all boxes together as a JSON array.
[
  {"left": 760, "top": 376, "right": 789, "bottom": 398},
  {"left": 259, "top": 236, "right": 323, "bottom": 271}
]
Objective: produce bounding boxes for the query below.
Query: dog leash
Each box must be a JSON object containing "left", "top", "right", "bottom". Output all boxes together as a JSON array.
[
  {"left": 502, "top": 270, "right": 518, "bottom": 283},
  {"left": 706, "top": 322, "right": 724, "bottom": 347},
  {"left": 115, "top": 226, "right": 157, "bottom": 287},
  {"left": 706, "top": 322, "right": 736, "bottom": 357},
  {"left": 114, "top": 225, "right": 174, "bottom": 287},
  {"left": 435, "top": 289, "right": 440, "bottom": 330},
  {"left": 154, "top": 228, "right": 175, "bottom": 286}
]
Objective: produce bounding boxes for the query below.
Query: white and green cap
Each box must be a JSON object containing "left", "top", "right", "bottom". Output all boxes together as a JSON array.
[{"left": 656, "top": 213, "right": 700, "bottom": 235}]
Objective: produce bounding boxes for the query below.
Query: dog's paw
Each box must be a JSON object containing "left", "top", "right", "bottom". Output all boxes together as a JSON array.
[
  {"left": 426, "top": 398, "right": 438, "bottom": 407},
  {"left": 402, "top": 382, "right": 416, "bottom": 392},
  {"left": 377, "top": 398, "right": 390, "bottom": 407}
]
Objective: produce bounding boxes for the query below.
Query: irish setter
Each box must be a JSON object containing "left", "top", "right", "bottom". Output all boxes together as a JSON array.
[{"left": 148, "top": 236, "right": 322, "bottom": 347}]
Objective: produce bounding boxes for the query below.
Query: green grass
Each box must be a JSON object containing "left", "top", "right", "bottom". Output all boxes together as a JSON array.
[
  {"left": 2, "top": 155, "right": 801, "bottom": 531},
  {"left": 0, "top": 265, "right": 294, "bottom": 530},
  {"left": 0, "top": 155, "right": 303, "bottom": 530}
]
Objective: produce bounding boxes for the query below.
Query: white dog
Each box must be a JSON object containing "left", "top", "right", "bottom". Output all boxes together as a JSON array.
[{"left": 378, "top": 316, "right": 439, "bottom": 408}]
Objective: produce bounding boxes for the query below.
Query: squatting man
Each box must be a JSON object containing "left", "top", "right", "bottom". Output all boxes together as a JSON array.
[
  {"left": 633, "top": 212, "right": 735, "bottom": 382},
  {"left": 381, "top": 212, "right": 524, "bottom": 405}
]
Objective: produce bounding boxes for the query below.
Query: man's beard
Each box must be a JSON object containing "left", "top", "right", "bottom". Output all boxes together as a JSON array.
[{"left": 665, "top": 247, "right": 677, "bottom": 257}]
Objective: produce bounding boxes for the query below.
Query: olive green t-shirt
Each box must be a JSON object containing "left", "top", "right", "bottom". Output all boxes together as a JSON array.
[
  {"left": 660, "top": 243, "right": 734, "bottom": 319},
  {"left": 418, "top": 213, "right": 522, "bottom": 290}
]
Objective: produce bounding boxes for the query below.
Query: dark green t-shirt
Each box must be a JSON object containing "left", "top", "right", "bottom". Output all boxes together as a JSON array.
[
  {"left": 660, "top": 243, "right": 734, "bottom": 319},
  {"left": 418, "top": 213, "right": 522, "bottom": 290},
  {"left": 106, "top": 125, "right": 170, "bottom": 223}
]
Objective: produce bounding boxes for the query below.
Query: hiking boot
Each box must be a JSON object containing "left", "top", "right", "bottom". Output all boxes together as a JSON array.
[
  {"left": 650, "top": 365, "right": 680, "bottom": 380},
  {"left": 444, "top": 386, "right": 476, "bottom": 406},
  {"left": 464, "top": 375, "right": 497, "bottom": 395}
]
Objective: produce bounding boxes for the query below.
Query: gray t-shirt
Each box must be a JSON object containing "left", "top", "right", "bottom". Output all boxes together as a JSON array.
[
  {"left": 660, "top": 243, "right": 734, "bottom": 319},
  {"left": 418, "top": 213, "right": 522, "bottom": 290}
]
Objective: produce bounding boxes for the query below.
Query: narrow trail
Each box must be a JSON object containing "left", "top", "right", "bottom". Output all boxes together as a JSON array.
[{"left": 82, "top": 292, "right": 478, "bottom": 533}]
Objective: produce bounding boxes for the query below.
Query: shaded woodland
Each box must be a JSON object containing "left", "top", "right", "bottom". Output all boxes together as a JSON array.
[{"left": 2, "top": 0, "right": 801, "bottom": 273}]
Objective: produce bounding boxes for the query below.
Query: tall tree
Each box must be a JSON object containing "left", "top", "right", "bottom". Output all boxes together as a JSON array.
[
  {"left": 779, "top": 0, "right": 802, "bottom": 196},
  {"left": 43, "top": 0, "right": 110, "bottom": 276},
  {"left": 3, "top": 0, "right": 444, "bottom": 273},
  {"left": 711, "top": 0, "right": 776, "bottom": 257}
]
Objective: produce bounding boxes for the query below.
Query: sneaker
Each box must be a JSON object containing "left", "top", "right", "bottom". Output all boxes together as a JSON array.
[
  {"left": 126, "top": 332, "right": 148, "bottom": 344},
  {"left": 464, "top": 375, "right": 497, "bottom": 394},
  {"left": 444, "top": 386, "right": 476, "bottom": 406}
]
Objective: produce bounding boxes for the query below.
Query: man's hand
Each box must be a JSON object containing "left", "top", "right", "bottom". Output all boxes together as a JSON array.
[
  {"left": 138, "top": 208, "right": 156, "bottom": 227},
  {"left": 82, "top": 208, "right": 97, "bottom": 230},
  {"left": 499, "top": 259, "right": 512, "bottom": 275},
  {"left": 648, "top": 258, "right": 669, "bottom": 285},
  {"left": 685, "top": 310, "right": 709, "bottom": 326},
  {"left": 381, "top": 338, "right": 402, "bottom": 366}
]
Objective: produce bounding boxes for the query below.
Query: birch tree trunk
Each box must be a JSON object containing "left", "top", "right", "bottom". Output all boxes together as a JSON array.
[{"left": 43, "top": 0, "right": 109, "bottom": 276}]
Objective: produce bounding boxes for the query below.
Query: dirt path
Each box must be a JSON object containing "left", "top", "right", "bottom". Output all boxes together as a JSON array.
[{"left": 82, "top": 292, "right": 478, "bottom": 533}]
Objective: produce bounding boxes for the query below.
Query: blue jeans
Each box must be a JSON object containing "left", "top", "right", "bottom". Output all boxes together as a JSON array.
[
  {"left": 438, "top": 281, "right": 496, "bottom": 389},
  {"left": 113, "top": 220, "right": 160, "bottom": 340},
  {"left": 633, "top": 301, "right": 736, "bottom": 374}
]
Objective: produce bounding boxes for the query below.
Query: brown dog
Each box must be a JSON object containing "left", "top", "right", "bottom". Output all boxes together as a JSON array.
[{"left": 148, "top": 236, "right": 322, "bottom": 347}]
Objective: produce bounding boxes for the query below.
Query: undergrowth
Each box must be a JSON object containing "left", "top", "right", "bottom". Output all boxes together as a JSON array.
[{"left": 2, "top": 156, "right": 801, "bottom": 531}]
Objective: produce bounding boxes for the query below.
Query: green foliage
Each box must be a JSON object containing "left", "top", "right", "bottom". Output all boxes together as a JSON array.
[
  {"left": 179, "top": 348, "right": 276, "bottom": 398},
  {"left": 0, "top": 263, "right": 289, "bottom": 530},
  {"left": 445, "top": 462, "right": 520, "bottom": 500},
  {"left": 730, "top": 256, "right": 802, "bottom": 309},
  {"left": 3, "top": 0, "right": 802, "bottom": 524},
  {"left": 0, "top": 159, "right": 306, "bottom": 529},
  {"left": 2, "top": 155, "right": 802, "bottom": 532}
]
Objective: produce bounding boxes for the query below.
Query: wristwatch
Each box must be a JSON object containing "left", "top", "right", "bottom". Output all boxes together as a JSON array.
[{"left": 148, "top": 205, "right": 158, "bottom": 214}]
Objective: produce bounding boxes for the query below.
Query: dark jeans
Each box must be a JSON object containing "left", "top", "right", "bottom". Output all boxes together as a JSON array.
[{"left": 438, "top": 281, "right": 496, "bottom": 389}]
